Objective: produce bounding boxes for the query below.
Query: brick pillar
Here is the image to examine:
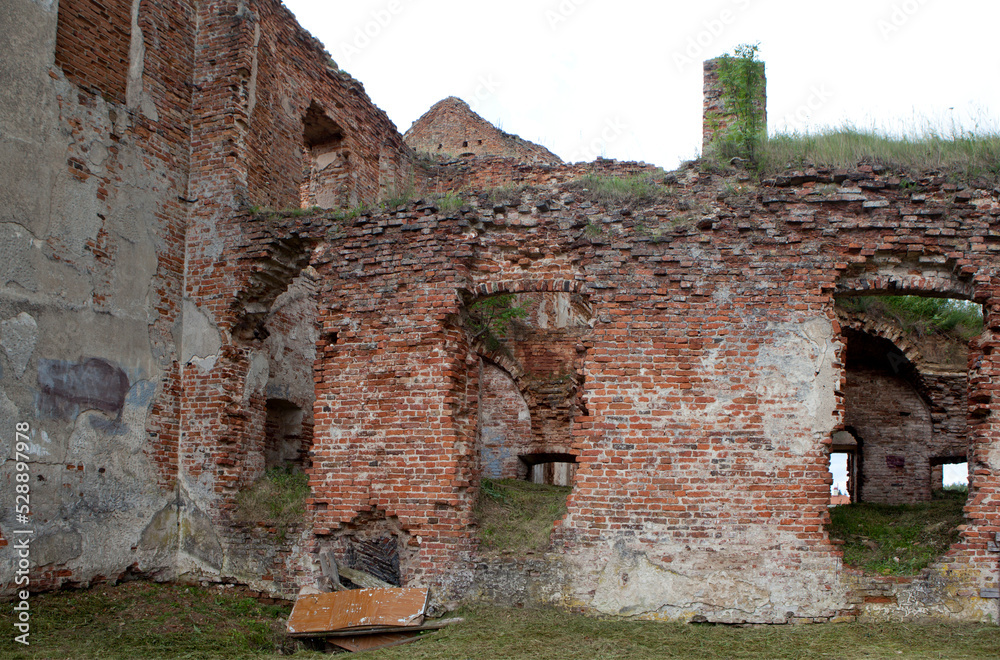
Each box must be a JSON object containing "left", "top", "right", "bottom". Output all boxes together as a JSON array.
[{"left": 702, "top": 56, "right": 766, "bottom": 156}]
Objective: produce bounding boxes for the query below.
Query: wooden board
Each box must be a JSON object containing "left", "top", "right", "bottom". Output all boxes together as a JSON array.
[
  {"left": 329, "top": 631, "right": 422, "bottom": 653},
  {"left": 286, "top": 588, "right": 428, "bottom": 635},
  {"left": 289, "top": 617, "right": 464, "bottom": 639}
]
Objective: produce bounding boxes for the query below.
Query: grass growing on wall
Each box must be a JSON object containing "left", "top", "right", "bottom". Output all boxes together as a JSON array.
[
  {"left": 572, "top": 170, "right": 672, "bottom": 207},
  {"left": 235, "top": 466, "right": 310, "bottom": 534},
  {"left": 706, "top": 126, "right": 1000, "bottom": 183},
  {"left": 827, "top": 488, "right": 966, "bottom": 576},
  {"left": 836, "top": 295, "right": 983, "bottom": 341},
  {"left": 474, "top": 478, "right": 571, "bottom": 554}
]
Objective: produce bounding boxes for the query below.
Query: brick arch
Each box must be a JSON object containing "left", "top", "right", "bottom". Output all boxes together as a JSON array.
[
  {"left": 835, "top": 308, "right": 925, "bottom": 367},
  {"left": 469, "top": 278, "right": 583, "bottom": 299},
  {"left": 835, "top": 255, "right": 977, "bottom": 301},
  {"left": 461, "top": 279, "right": 590, "bottom": 395}
]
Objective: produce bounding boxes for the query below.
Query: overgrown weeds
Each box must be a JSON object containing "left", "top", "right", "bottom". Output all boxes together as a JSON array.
[
  {"left": 572, "top": 170, "right": 673, "bottom": 208},
  {"left": 463, "top": 294, "right": 530, "bottom": 353},
  {"left": 235, "top": 466, "right": 310, "bottom": 537},
  {"left": 836, "top": 295, "right": 983, "bottom": 342},
  {"left": 755, "top": 127, "right": 1000, "bottom": 183},
  {"left": 0, "top": 581, "right": 307, "bottom": 659},
  {"left": 486, "top": 183, "right": 531, "bottom": 206},
  {"left": 475, "top": 478, "right": 571, "bottom": 555},
  {"left": 827, "top": 488, "right": 966, "bottom": 576},
  {"left": 5, "top": 579, "right": 1000, "bottom": 659}
]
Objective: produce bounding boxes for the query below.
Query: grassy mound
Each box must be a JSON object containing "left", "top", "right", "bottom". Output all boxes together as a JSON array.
[
  {"left": 474, "top": 478, "right": 571, "bottom": 555},
  {"left": 828, "top": 488, "right": 966, "bottom": 575}
]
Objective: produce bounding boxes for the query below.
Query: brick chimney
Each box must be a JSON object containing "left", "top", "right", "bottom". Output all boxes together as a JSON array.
[{"left": 702, "top": 57, "right": 766, "bottom": 155}]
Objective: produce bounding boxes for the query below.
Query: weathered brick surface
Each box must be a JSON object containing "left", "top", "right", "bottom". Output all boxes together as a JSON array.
[
  {"left": 479, "top": 363, "right": 533, "bottom": 479},
  {"left": 845, "top": 366, "right": 935, "bottom": 503},
  {"left": 405, "top": 97, "right": 562, "bottom": 165},
  {"left": 55, "top": 0, "right": 132, "bottom": 103},
  {"left": 839, "top": 314, "right": 970, "bottom": 503},
  {"left": 5, "top": 0, "right": 999, "bottom": 624},
  {"left": 242, "top": 165, "right": 999, "bottom": 620}
]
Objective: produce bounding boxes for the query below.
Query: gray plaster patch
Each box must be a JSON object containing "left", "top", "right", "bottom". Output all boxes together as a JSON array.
[
  {"left": 179, "top": 502, "right": 224, "bottom": 571},
  {"left": 181, "top": 298, "right": 222, "bottom": 371},
  {"left": 1, "top": 311, "right": 37, "bottom": 377},
  {"left": 126, "top": 0, "right": 158, "bottom": 121},
  {"left": 37, "top": 357, "right": 130, "bottom": 419},
  {"left": 139, "top": 502, "right": 180, "bottom": 557},
  {"left": 0, "top": 223, "right": 40, "bottom": 292},
  {"left": 755, "top": 317, "right": 838, "bottom": 455},
  {"left": 32, "top": 529, "right": 83, "bottom": 567},
  {"left": 243, "top": 350, "right": 269, "bottom": 400}
]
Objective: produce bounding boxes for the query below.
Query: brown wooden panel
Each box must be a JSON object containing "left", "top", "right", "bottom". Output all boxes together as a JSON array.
[{"left": 286, "top": 588, "right": 427, "bottom": 634}]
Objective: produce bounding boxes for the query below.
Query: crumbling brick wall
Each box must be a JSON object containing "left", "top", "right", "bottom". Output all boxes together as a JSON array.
[
  {"left": 252, "top": 165, "right": 1000, "bottom": 621},
  {"left": 844, "top": 366, "right": 935, "bottom": 503},
  {"left": 478, "top": 363, "right": 533, "bottom": 479},
  {"left": 405, "top": 97, "right": 562, "bottom": 165}
]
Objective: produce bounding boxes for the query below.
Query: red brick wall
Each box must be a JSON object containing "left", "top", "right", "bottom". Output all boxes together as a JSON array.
[
  {"left": 55, "top": 0, "right": 132, "bottom": 103},
  {"left": 405, "top": 97, "right": 562, "bottom": 165},
  {"left": 844, "top": 366, "right": 935, "bottom": 503},
  {"left": 256, "top": 165, "right": 1000, "bottom": 617},
  {"left": 479, "top": 363, "right": 533, "bottom": 479}
]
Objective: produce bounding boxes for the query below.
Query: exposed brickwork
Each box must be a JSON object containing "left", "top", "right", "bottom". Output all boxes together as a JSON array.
[
  {"left": 405, "top": 97, "right": 561, "bottom": 165},
  {"left": 8, "top": 0, "right": 1000, "bottom": 623},
  {"left": 845, "top": 366, "right": 935, "bottom": 503},
  {"left": 417, "top": 156, "right": 657, "bottom": 196},
  {"left": 479, "top": 364, "right": 533, "bottom": 479},
  {"left": 236, "top": 164, "right": 1000, "bottom": 618},
  {"left": 55, "top": 0, "right": 131, "bottom": 103}
]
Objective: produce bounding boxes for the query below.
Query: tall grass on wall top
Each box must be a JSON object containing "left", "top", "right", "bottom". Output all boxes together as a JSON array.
[{"left": 758, "top": 126, "right": 1000, "bottom": 183}]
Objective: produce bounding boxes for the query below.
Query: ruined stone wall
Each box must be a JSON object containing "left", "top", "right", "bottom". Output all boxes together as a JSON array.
[
  {"left": 478, "top": 364, "right": 533, "bottom": 480},
  {"left": 844, "top": 367, "right": 935, "bottom": 503},
  {"left": 175, "top": 0, "right": 417, "bottom": 595},
  {"left": 244, "top": 165, "right": 1000, "bottom": 621},
  {"left": 405, "top": 97, "right": 562, "bottom": 165},
  {"left": 0, "top": 0, "right": 195, "bottom": 588},
  {"left": 921, "top": 372, "right": 970, "bottom": 463},
  {"left": 1, "top": 0, "right": 416, "bottom": 598},
  {"left": 416, "top": 156, "right": 658, "bottom": 196}
]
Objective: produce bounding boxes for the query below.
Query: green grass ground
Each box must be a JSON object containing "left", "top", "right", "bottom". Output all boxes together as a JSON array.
[
  {"left": 474, "top": 478, "right": 572, "bottom": 554},
  {"left": 827, "top": 489, "right": 966, "bottom": 575},
  {"left": 2, "top": 583, "right": 999, "bottom": 659}
]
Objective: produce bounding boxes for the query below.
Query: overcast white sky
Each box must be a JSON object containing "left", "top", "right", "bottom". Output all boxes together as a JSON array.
[{"left": 281, "top": 0, "right": 1000, "bottom": 169}]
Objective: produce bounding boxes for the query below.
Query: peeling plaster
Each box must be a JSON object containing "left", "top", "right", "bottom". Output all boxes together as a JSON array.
[
  {"left": 126, "top": 0, "right": 159, "bottom": 121},
  {"left": 1, "top": 311, "right": 38, "bottom": 376},
  {"left": 181, "top": 298, "right": 222, "bottom": 372}
]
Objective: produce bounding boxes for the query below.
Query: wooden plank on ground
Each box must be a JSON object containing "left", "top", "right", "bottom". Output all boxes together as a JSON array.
[
  {"left": 286, "top": 587, "right": 428, "bottom": 635},
  {"left": 289, "top": 617, "right": 464, "bottom": 639},
  {"left": 329, "top": 631, "right": 423, "bottom": 652}
]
